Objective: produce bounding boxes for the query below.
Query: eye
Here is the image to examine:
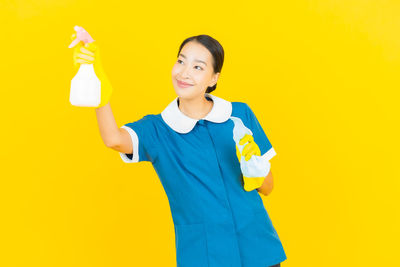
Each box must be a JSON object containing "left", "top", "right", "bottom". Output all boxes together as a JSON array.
[{"left": 177, "top": 59, "right": 203, "bottom": 70}]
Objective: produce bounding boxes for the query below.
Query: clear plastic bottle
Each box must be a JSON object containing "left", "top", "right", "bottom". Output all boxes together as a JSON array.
[
  {"left": 231, "top": 116, "right": 271, "bottom": 177},
  {"left": 69, "top": 25, "right": 101, "bottom": 107}
]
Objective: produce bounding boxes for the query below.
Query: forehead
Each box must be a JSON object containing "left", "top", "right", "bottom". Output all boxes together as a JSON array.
[{"left": 179, "top": 41, "right": 212, "bottom": 62}]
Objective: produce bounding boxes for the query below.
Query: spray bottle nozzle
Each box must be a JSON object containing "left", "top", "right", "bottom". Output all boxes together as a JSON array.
[{"left": 68, "top": 25, "right": 95, "bottom": 48}]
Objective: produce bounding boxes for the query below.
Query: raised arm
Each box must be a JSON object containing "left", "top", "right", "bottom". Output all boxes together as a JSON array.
[{"left": 95, "top": 103, "right": 132, "bottom": 154}]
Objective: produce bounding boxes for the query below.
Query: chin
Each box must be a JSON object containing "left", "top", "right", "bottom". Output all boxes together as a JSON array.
[{"left": 174, "top": 86, "right": 195, "bottom": 98}]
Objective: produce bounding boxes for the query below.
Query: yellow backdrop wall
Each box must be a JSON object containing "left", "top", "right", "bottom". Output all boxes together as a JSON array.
[{"left": 1, "top": 0, "right": 399, "bottom": 266}]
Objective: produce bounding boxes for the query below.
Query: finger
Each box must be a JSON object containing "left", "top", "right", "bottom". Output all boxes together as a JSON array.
[
  {"left": 72, "top": 42, "right": 84, "bottom": 54},
  {"left": 241, "top": 142, "right": 255, "bottom": 155},
  {"left": 76, "top": 59, "right": 91, "bottom": 64},
  {"left": 77, "top": 53, "right": 94, "bottom": 61},
  {"left": 245, "top": 151, "right": 254, "bottom": 161},
  {"left": 73, "top": 44, "right": 85, "bottom": 59},
  {"left": 75, "top": 57, "right": 94, "bottom": 65},
  {"left": 246, "top": 134, "right": 254, "bottom": 143},
  {"left": 79, "top": 47, "right": 95, "bottom": 56},
  {"left": 73, "top": 47, "right": 83, "bottom": 57},
  {"left": 77, "top": 59, "right": 92, "bottom": 66},
  {"left": 73, "top": 46, "right": 83, "bottom": 58},
  {"left": 243, "top": 145, "right": 258, "bottom": 161},
  {"left": 241, "top": 143, "right": 250, "bottom": 156},
  {"left": 84, "top": 42, "right": 98, "bottom": 53},
  {"left": 68, "top": 38, "right": 81, "bottom": 49},
  {"left": 75, "top": 55, "right": 93, "bottom": 63},
  {"left": 246, "top": 146, "right": 258, "bottom": 158},
  {"left": 239, "top": 134, "right": 252, "bottom": 146},
  {"left": 70, "top": 33, "right": 76, "bottom": 40}
]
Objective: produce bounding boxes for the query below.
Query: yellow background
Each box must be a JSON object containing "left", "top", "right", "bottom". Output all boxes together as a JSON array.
[{"left": 1, "top": 0, "right": 399, "bottom": 266}]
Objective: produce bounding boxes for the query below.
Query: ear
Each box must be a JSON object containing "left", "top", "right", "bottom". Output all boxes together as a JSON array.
[{"left": 209, "top": 72, "right": 220, "bottom": 87}]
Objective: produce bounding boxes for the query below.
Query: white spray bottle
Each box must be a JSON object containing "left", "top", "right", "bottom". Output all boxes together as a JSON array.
[
  {"left": 69, "top": 25, "right": 101, "bottom": 107},
  {"left": 231, "top": 116, "right": 271, "bottom": 178}
]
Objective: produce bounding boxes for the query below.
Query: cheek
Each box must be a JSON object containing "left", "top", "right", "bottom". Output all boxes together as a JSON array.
[
  {"left": 171, "top": 64, "right": 179, "bottom": 75},
  {"left": 194, "top": 72, "right": 208, "bottom": 83}
]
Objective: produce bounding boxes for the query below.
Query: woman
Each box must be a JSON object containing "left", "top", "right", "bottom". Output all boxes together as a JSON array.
[{"left": 72, "top": 33, "right": 287, "bottom": 267}]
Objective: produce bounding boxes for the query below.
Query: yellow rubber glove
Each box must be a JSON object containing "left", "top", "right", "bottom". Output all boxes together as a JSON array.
[
  {"left": 70, "top": 33, "right": 113, "bottom": 108},
  {"left": 236, "top": 134, "right": 266, "bottom": 191}
]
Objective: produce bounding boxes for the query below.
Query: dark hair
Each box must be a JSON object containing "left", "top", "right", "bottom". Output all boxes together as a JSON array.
[{"left": 177, "top": 35, "right": 224, "bottom": 94}]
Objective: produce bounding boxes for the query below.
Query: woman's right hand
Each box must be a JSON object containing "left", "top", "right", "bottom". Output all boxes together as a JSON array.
[
  {"left": 71, "top": 33, "right": 91, "bottom": 72},
  {"left": 70, "top": 33, "right": 113, "bottom": 108}
]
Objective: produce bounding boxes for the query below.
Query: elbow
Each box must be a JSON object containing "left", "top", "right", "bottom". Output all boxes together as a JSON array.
[
  {"left": 258, "top": 185, "right": 274, "bottom": 196},
  {"left": 105, "top": 130, "right": 123, "bottom": 148},
  {"left": 257, "top": 171, "right": 274, "bottom": 196},
  {"left": 264, "top": 186, "right": 274, "bottom": 196},
  {"left": 105, "top": 139, "right": 119, "bottom": 149}
]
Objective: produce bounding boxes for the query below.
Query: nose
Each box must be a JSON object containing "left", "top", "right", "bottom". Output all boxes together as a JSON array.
[{"left": 179, "top": 65, "right": 191, "bottom": 79}]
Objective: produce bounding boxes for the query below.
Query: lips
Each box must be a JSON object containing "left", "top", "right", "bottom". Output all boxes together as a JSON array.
[{"left": 177, "top": 79, "right": 193, "bottom": 88}]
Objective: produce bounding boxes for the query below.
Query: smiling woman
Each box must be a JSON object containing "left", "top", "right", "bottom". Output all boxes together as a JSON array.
[
  {"left": 87, "top": 32, "right": 286, "bottom": 266},
  {"left": 173, "top": 34, "right": 224, "bottom": 94},
  {"left": 171, "top": 35, "right": 225, "bottom": 120}
]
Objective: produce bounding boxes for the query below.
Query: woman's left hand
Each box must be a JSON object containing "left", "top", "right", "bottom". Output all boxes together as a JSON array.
[
  {"left": 235, "top": 134, "right": 265, "bottom": 191},
  {"left": 235, "top": 134, "right": 261, "bottom": 163}
]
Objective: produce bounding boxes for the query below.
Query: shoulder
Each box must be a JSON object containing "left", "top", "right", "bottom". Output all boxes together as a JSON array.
[
  {"left": 141, "top": 113, "right": 166, "bottom": 130},
  {"left": 124, "top": 114, "right": 160, "bottom": 131},
  {"left": 139, "top": 114, "right": 161, "bottom": 124},
  {"left": 231, "top": 101, "right": 251, "bottom": 117}
]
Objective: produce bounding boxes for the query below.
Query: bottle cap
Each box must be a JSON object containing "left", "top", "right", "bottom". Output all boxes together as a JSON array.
[{"left": 68, "top": 25, "right": 95, "bottom": 48}]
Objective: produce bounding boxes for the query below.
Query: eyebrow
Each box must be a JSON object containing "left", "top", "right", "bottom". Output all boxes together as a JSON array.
[{"left": 179, "top": 53, "right": 207, "bottom": 66}]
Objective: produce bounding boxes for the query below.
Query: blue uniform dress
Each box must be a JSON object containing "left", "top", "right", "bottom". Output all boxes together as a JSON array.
[{"left": 119, "top": 93, "right": 287, "bottom": 267}]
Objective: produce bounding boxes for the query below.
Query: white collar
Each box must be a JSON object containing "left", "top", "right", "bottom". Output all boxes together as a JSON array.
[{"left": 161, "top": 93, "right": 232, "bottom": 133}]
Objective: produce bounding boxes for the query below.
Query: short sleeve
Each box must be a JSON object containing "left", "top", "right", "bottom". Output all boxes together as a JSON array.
[
  {"left": 244, "top": 103, "right": 277, "bottom": 161},
  {"left": 119, "top": 115, "right": 156, "bottom": 163}
]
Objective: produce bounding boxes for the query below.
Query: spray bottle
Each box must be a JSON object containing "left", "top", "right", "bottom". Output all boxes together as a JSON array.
[
  {"left": 69, "top": 26, "right": 101, "bottom": 107},
  {"left": 231, "top": 116, "right": 271, "bottom": 178}
]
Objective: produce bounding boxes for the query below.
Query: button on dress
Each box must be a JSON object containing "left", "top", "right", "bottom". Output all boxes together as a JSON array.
[{"left": 119, "top": 93, "right": 287, "bottom": 267}]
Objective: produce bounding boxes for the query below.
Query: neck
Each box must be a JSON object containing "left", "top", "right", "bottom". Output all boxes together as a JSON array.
[{"left": 178, "top": 94, "right": 214, "bottom": 120}]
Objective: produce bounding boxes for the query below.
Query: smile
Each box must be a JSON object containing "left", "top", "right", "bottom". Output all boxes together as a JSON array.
[{"left": 177, "top": 79, "right": 193, "bottom": 88}]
